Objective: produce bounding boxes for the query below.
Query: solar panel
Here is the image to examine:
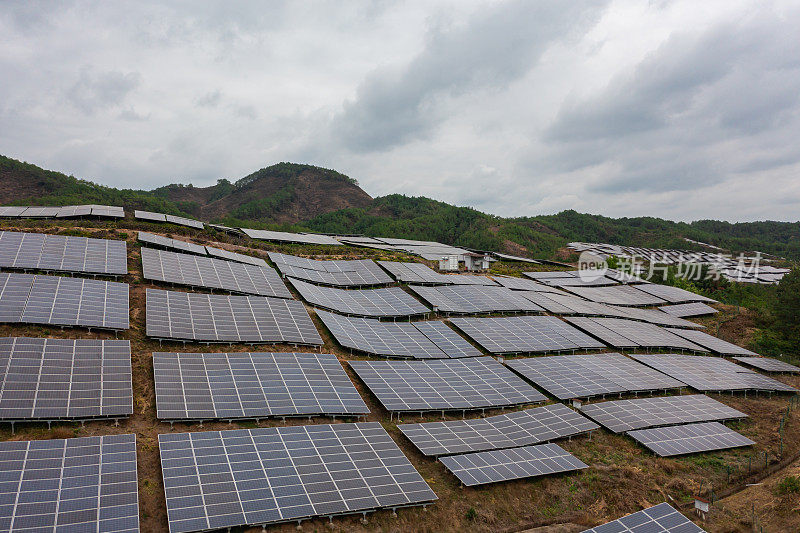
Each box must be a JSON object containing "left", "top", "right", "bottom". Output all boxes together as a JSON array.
[
  {"left": 89, "top": 204, "right": 124, "bottom": 218},
  {"left": 449, "top": 315, "right": 606, "bottom": 355},
  {"left": 138, "top": 231, "right": 207, "bottom": 255},
  {"left": 317, "top": 310, "right": 480, "bottom": 359},
  {"left": 0, "top": 230, "right": 128, "bottom": 275},
  {"left": 154, "top": 352, "right": 368, "bottom": 420},
  {"left": 349, "top": 357, "right": 546, "bottom": 413},
  {"left": 288, "top": 277, "right": 430, "bottom": 318},
  {"left": 165, "top": 214, "right": 204, "bottom": 229},
  {"left": 135, "top": 210, "right": 167, "bottom": 222},
  {"left": 377, "top": 261, "right": 497, "bottom": 285},
  {"left": 541, "top": 277, "right": 618, "bottom": 288},
  {"left": 439, "top": 443, "right": 587, "bottom": 486},
  {"left": 659, "top": 302, "right": 718, "bottom": 317},
  {"left": 635, "top": 283, "right": 717, "bottom": 303},
  {"left": 581, "top": 502, "right": 705, "bottom": 533},
  {"left": 0, "top": 337, "right": 132, "bottom": 421},
  {"left": 0, "top": 206, "right": 28, "bottom": 217},
  {"left": 492, "top": 252, "right": 540, "bottom": 264},
  {"left": 563, "top": 285, "right": 667, "bottom": 306},
  {"left": 0, "top": 433, "right": 139, "bottom": 532},
  {"left": 0, "top": 273, "right": 129, "bottom": 330},
  {"left": 407, "top": 285, "right": 544, "bottom": 314},
  {"left": 159, "top": 423, "right": 436, "bottom": 533},
  {"left": 399, "top": 403, "right": 598, "bottom": 456},
  {"left": 630, "top": 354, "right": 798, "bottom": 393},
  {"left": 490, "top": 275, "right": 563, "bottom": 292},
  {"left": 664, "top": 328, "right": 757, "bottom": 355},
  {"left": 56, "top": 204, "right": 92, "bottom": 217},
  {"left": 241, "top": 228, "right": 342, "bottom": 246},
  {"left": 270, "top": 252, "right": 393, "bottom": 287},
  {"left": 145, "top": 288, "right": 322, "bottom": 345},
  {"left": 628, "top": 421, "right": 755, "bottom": 456},
  {"left": 565, "top": 317, "right": 707, "bottom": 351},
  {"left": 580, "top": 394, "right": 747, "bottom": 433},
  {"left": 141, "top": 247, "right": 291, "bottom": 298},
  {"left": 205, "top": 245, "right": 268, "bottom": 267},
  {"left": 20, "top": 206, "right": 62, "bottom": 217},
  {"left": 523, "top": 271, "right": 577, "bottom": 279},
  {"left": 506, "top": 353, "right": 684, "bottom": 400},
  {"left": 732, "top": 357, "right": 800, "bottom": 373}
]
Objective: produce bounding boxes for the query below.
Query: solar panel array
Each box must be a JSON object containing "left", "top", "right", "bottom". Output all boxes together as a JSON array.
[
  {"left": 165, "top": 214, "right": 204, "bottom": 229},
  {"left": 0, "top": 204, "right": 123, "bottom": 219},
  {"left": 490, "top": 275, "right": 562, "bottom": 292},
  {"left": 349, "top": 357, "right": 546, "bottom": 412},
  {"left": 204, "top": 246, "right": 268, "bottom": 267},
  {"left": 154, "top": 352, "right": 368, "bottom": 420},
  {"left": 580, "top": 394, "right": 747, "bottom": 433},
  {"left": 450, "top": 315, "right": 606, "bottom": 355},
  {"left": 145, "top": 288, "right": 322, "bottom": 345},
  {"left": 141, "top": 247, "right": 291, "bottom": 298},
  {"left": 581, "top": 502, "right": 705, "bottom": 533},
  {"left": 0, "top": 337, "right": 132, "bottom": 421},
  {"left": 565, "top": 317, "right": 707, "bottom": 351},
  {"left": 241, "top": 228, "right": 342, "bottom": 246},
  {"left": 138, "top": 231, "right": 207, "bottom": 255},
  {"left": 628, "top": 421, "right": 755, "bottom": 456},
  {"left": 408, "top": 284, "right": 545, "bottom": 314},
  {"left": 134, "top": 210, "right": 167, "bottom": 222},
  {"left": 0, "top": 230, "right": 127, "bottom": 275},
  {"left": 564, "top": 285, "right": 667, "bottom": 306},
  {"left": 635, "top": 283, "right": 717, "bottom": 303},
  {"left": 0, "top": 434, "right": 139, "bottom": 533},
  {"left": 288, "top": 277, "right": 429, "bottom": 318},
  {"left": 377, "top": 261, "right": 496, "bottom": 285},
  {"left": 506, "top": 353, "right": 684, "bottom": 400},
  {"left": 630, "top": 354, "right": 798, "bottom": 393},
  {"left": 0, "top": 273, "right": 129, "bottom": 330},
  {"left": 664, "top": 327, "right": 757, "bottom": 355},
  {"left": 439, "top": 443, "right": 587, "bottom": 486},
  {"left": 659, "top": 302, "right": 718, "bottom": 317},
  {"left": 317, "top": 310, "right": 480, "bottom": 359},
  {"left": 159, "top": 423, "right": 436, "bottom": 533},
  {"left": 269, "top": 252, "right": 393, "bottom": 287},
  {"left": 399, "top": 403, "right": 598, "bottom": 456},
  {"left": 732, "top": 357, "right": 800, "bottom": 373}
]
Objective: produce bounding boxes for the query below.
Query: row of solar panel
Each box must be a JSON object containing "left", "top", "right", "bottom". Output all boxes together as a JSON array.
[
  {"left": 0, "top": 272, "right": 129, "bottom": 330},
  {"left": 0, "top": 204, "right": 124, "bottom": 218},
  {"left": 134, "top": 210, "right": 204, "bottom": 229},
  {"left": 138, "top": 231, "right": 268, "bottom": 267},
  {"left": 0, "top": 230, "right": 127, "bottom": 275}
]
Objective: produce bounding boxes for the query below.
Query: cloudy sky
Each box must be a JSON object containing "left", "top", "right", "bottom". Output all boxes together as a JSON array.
[{"left": 2, "top": 0, "right": 799, "bottom": 222}]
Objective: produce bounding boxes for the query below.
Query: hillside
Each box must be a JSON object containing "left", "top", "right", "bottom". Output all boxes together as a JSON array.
[{"left": 2, "top": 154, "right": 800, "bottom": 260}]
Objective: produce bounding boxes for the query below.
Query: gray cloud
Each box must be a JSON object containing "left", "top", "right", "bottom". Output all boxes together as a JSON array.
[{"left": 65, "top": 68, "right": 141, "bottom": 114}]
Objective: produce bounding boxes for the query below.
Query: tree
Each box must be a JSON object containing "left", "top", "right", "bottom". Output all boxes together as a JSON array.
[{"left": 772, "top": 267, "right": 800, "bottom": 353}]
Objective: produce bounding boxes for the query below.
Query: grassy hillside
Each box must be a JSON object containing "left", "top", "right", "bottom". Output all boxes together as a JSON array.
[{"left": 2, "top": 154, "right": 800, "bottom": 260}]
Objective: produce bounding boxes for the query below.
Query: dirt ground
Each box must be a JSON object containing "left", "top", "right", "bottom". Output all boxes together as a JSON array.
[{"left": 0, "top": 218, "right": 798, "bottom": 533}]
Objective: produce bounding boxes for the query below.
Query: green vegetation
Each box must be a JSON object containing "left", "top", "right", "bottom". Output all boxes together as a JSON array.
[
  {"left": 465, "top": 507, "right": 477, "bottom": 521},
  {"left": 776, "top": 475, "right": 800, "bottom": 495}
]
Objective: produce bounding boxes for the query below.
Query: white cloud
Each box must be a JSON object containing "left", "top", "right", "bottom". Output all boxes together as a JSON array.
[{"left": 0, "top": 0, "right": 798, "bottom": 222}]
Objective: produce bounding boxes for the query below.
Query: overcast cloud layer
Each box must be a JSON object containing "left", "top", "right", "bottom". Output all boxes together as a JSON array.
[{"left": 2, "top": 0, "right": 799, "bottom": 222}]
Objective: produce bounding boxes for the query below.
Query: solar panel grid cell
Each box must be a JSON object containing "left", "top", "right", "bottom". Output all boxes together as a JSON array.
[
  {"left": 438, "top": 443, "right": 588, "bottom": 486},
  {"left": 159, "top": 423, "right": 436, "bottom": 533},
  {"left": 288, "top": 277, "right": 430, "bottom": 318},
  {"left": 154, "top": 352, "right": 368, "bottom": 420},
  {"left": 627, "top": 421, "right": 755, "bottom": 456},
  {"left": 0, "top": 434, "right": 139, "bottom": 533},
  {"left": 579, "top": 394, "right": 747, "bottom": 433},
  {"left": 399, "top": 403, "right": 598, "bottom": 456},
  {"left": 349, "top": 357, "right": 546, "bottom": 412}
]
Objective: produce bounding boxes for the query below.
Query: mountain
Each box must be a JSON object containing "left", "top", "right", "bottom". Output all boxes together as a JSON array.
[{"left": 2, "top": 154, "right": 799, "bottom": 261}]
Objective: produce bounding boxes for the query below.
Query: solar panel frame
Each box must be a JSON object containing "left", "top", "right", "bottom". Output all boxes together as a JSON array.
[
  {"left": 439, "top": 443, "right": 588, "bottom": 486},
  {"left": 159, "top": 423, "right": 437, "bottom": 533},
  {"left": 579, "top": 394, "right": 747, "bottom": 433},
  {"left": 145, "top": 289, "right": 322, "bottom": 345},
  {"left": 449, "top": 315, "right": 606, "bottom": 355},
  {"left": 399, "top": 403, "right": 599, "bottom": 456},
  {"left": 407, "top": 284, "right": 544, "bottom": 314},
  {"left": 349, "top": 357, "right": 546, "bottom": 413},
  {"left": 580, "top": 502, "right": 705, "bottom": 533},
  {"left": 141, "top": 247, "right": 291, "bottom": 298},
  {"left": 628, "top": 421, "right": 755, "bottom": 457},
  {"left": 0, "top": 337, "right": 133, "bottom": 422},
  {"left": 153, "top": 352, "right": 369, "bottom": 420},
  {"left": 317, "top": 310, "right": 480, "bottom": 359},
  {"left": 732, "top": 357, "right": 800, "bottom": 373},
  {"left": 0, "top": 433, "right": 139, "bottom": 533},
  {"left": 288, "top": 277, "right": 430, "bottom": 318}
]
